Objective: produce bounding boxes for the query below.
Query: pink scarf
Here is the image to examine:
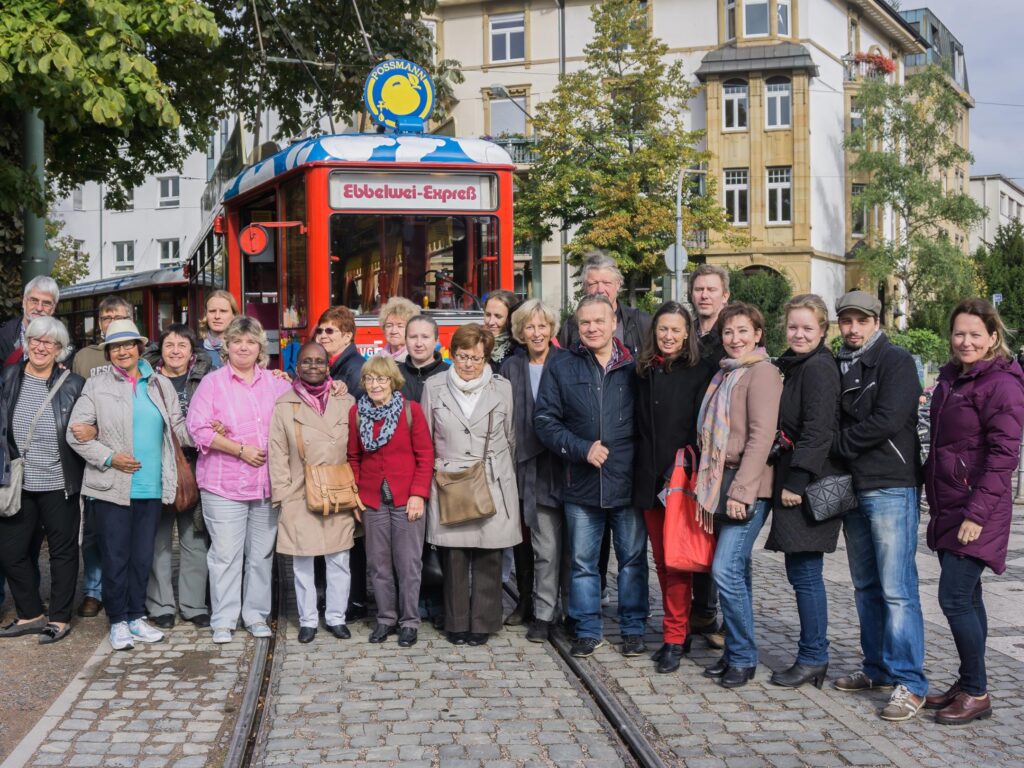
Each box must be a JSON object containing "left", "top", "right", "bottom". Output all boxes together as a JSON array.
[{"left": 293, "top": 375, "right": 332, "bottom": 416}]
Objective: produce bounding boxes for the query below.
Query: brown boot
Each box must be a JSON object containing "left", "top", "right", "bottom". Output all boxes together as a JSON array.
[
  {"left": 924, "top": 680, "right": 961, "bottom": 710},
  {"left": 77, "top": 597, "right": 103, "bottom": 618},
  {"left": 935, "top": 692, "right": 992, "bottom": 725}
]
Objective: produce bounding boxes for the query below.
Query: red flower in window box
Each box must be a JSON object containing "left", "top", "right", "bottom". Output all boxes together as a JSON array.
[{"left": 854, "top": 51, "right": 897, "bottom": 75}]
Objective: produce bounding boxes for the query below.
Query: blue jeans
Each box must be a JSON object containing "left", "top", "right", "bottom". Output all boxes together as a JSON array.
[
  {"left": 843, "top": 487, "right": 928, "bottom": 696},
  {"left": 564, "top": 503, "right": 648, "bottom": 640},
  {"left": 712, "top": 500, "right": 769, "bottom": 668},
  {"left": 785, "top": 552, "right": 829, "bottom": 666},
  {"left": 82, "top": 498, "right": 103, "bottom": 600},
  {"left": 938, "top": 550, "right": 988, "bottom": 696}
]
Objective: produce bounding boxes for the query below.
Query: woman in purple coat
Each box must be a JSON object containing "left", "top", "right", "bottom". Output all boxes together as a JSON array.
[{"left": 924, "top": 298, "right": 1024, "bottom": 725}]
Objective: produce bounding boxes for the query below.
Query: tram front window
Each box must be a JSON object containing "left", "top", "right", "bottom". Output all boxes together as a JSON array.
[{"left": 329, "top": 214, "right": 499, "bottom": 313}]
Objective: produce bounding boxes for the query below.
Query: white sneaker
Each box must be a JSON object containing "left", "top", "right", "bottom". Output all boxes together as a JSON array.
[
  {"left": 248, "top": 622, "right": 272, "bottom": 639},
  {"left": 109, "top": 621, "right": 134, "bottom": 651},
  {"left": 128, "top": 618, "right": 165, "bottom": 643},
  {"left": 212, "top": 627, "right": 233, "bottom": 644},
  {"left": 601, "top": 588, "right": 611, "bottom": 606}
]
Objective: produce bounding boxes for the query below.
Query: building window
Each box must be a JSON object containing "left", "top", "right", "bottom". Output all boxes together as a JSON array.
[
  {"left": 849, "top": 97, "right": 863, "bottom": 132},
  {"left": 159, "top": 238, "right": 180, "bottom": 268},
  {"left": 765, "top": 77, "right": 791, "bottom": 128},
  {"left": 490, "top": 12, "right": 525, "bottom": 63},
  {"left": 124, "top": 187, "right": 134, "bottom": 211},
  {"left": 723, "top": 79, "right": 748, "bottom": 130},
  {"left": 767, "top": 167, "right": 792, "bottom": 224},
  {"left": 220, "top": 119, "right": 229, "bottom": 151},
  {"left": 72, "top": 187, "right": 83, "bottom": 211},
  {"left": 158, "top": 176, "right": 180, "bottom": 208},
  {"left": 114, "top": 241, "right": 134, "bottom": 272},
  {"left": 725, "top": 0, "right": 736, "bottom": 40},
  {"left": 724, "top": 169, "right": 749, "bottom": 226},
  {"left": 777, "top": 0, "right": 791, "bottom": 36},
  {"left": 73, "top": 239, "right": 85, "bottom": 259},
  {"left": 851, "top": 184, "right": 867, "bottom": 237},
  {"left": 207, "top": 137, "right": 216, "bottom": 180},
  {"left": 422, "top": 19, "right": 438, "bottom": 63},
  {"left": 489, "top": 93, "right": 528, "bottom": 137},
  {"left": 744, "top": 0, "right": 769, "bottom": 37}
]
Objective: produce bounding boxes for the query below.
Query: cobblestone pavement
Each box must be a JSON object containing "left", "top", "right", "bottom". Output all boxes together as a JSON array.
[
  {"left": 587, "top": 514, "right": 1024, "bottom": 768},
  {"left": 6, "top": 624, "right": 255, "bottom": 768}
]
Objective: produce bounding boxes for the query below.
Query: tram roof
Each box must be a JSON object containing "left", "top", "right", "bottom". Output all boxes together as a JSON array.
[
  {"left": 224, "top": 134, "right": 515, "bottom": 202},
  {"left": 60, "top": 267, "right": 185, "bottom": 299}
]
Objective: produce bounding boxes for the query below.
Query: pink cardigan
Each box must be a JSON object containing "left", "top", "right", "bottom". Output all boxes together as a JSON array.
[{"left": 186, "top": 365, "right": 291, "bottom": 501}]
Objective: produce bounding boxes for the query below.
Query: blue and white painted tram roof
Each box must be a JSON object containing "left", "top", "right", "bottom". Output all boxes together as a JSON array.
[{"left": 224, "top": 134, "right": 514, "bottom": 202}]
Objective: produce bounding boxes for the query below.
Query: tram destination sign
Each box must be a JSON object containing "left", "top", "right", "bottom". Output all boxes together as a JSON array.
[{"left": 329, "top": 172, "right": 495, "bottom": 211}]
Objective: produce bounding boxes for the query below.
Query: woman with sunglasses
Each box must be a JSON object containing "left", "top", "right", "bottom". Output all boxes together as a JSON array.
[{"left": 314, "top": 306, "right": 365, "bottom": 398}]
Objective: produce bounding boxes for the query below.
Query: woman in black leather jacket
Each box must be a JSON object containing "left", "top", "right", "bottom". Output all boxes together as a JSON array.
[{"left": 0, "top": 316, "right": 85, "bottom": 644}]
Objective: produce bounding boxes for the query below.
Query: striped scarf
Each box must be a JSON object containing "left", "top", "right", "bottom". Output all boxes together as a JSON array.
[{"left": 694, "top": 348, "right": 769, "bottom": 528}]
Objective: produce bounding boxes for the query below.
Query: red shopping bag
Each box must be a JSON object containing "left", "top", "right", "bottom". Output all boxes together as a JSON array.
[{"left": 664, "top": 446, "right": 715, "bottom": 573}]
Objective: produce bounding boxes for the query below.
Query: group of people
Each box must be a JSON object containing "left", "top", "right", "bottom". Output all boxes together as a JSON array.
[{"left": 0, "top": 253, "right": 1020, "bottom": 729}]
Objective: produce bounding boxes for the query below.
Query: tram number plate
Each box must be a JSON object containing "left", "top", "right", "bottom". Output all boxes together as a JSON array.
[{"left": 329, "top": 172, "right": 495, "bottom": 211}]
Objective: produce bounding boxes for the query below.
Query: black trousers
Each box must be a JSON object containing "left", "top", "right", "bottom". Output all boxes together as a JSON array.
[
  {"left": 95, "top": 498, "right": 162, "bottom": 625},
  {"left": 0, "top": 489, "right": 80, "bottom": 623},
  {"left": 440, "top": 546, "right": 503, "bottom": 634}
]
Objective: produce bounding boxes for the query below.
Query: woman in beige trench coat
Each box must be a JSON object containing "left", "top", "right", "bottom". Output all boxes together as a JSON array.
[
  {"left": 421, "top": 324, "right": 520, "bottom": 647},
  {"left": 269, "top": 342, "right": 357, "bottom": 644}
]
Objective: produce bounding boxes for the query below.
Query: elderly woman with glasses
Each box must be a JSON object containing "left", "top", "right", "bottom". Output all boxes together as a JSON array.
[
  {"left": 421, "top": 324, "right": 520, "bottom": 646},
  {"left": 0, "top": 317, "right": 85, "bottom": 644}
]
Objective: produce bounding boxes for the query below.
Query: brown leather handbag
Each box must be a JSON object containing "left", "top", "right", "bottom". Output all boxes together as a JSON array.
[
  {"left": 293, "top": 404, "right": 364, "bottom": 517},
  {"left": 435, "top": 411, "right": 497, "bottom": 526},
  {"left": 158, "top": 384, "right": 199, "bottom": 515}
]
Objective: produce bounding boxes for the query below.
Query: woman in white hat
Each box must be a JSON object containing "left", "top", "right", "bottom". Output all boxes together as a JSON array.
[{"left": 67, "top": 319, "right": 192, "bottom": 652}]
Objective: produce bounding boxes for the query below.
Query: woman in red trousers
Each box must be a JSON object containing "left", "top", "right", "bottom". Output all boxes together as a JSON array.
[{"left": 633, "top": 302, "right": 716, "bottom": 673}]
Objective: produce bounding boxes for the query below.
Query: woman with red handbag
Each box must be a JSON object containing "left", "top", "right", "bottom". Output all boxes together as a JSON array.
[{"left": 633, "top": 302, "right": 715, "bottom": 673}]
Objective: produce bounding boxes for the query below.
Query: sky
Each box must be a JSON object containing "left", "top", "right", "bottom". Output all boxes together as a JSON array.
[{"left": 908, "top": 0, "right": 1024, "bottom": 184}]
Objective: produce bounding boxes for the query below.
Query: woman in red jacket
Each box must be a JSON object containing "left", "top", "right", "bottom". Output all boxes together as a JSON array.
[{"left": 348, "top": 355, "right": 434, "bottom": 648}]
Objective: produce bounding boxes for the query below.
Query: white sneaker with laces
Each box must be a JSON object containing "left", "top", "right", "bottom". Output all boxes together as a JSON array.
[
  {"left": 248, "top": 622, "right": 272, "bottom": 639},
  {"left": 212, "top": 628, "right": 233, "bottom": 644},
  {"left": 128, "top": 618, "right": 165, "bottom": 643},
  {"left": 109, "top": 622, "right": 134, "bottom": 651}
]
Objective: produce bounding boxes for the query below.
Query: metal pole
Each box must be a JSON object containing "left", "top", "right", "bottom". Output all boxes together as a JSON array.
[
  {"left": 556, "top": 0, "right": 568, "bottom": 313},
  {"left": 674, "top": 169, "right": 684, "bottom": 302},
  {"left": 98, "top": 183, "right": 104, "bottom": 279},
  {"left": 21, "top": 109, "right": 48, "bottom": 282}
]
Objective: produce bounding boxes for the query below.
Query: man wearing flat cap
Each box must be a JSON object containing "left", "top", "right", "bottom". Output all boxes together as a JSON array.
[{"left": 829, "top": 290, "right": 928, "bottom": 722}]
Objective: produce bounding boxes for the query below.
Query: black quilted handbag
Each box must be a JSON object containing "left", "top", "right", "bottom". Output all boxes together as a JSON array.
[{"left": 804, "top": 473, "right": 857, "bottom": 522}]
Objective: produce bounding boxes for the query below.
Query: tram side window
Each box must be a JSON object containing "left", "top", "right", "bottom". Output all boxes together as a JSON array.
[
  {"left": 329, "top": 214, "right": 499, "bottom": 313},
  {"left": 280, "top": 178, "right": 307, "bottom": 329}
]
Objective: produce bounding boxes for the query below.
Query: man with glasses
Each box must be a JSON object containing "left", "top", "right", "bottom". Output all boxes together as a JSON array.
[
  {"left": 73, "top": 296, "right": 133, "bottom": 379},
  {"left": 0, "top": 276, "right": 62, "bottom": 368}
]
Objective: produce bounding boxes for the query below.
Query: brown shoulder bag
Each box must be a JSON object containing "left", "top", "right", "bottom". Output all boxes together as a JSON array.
[
  {"left": 157, "top": 382, "right": 199, "bottom": 515},
  {"left": 293, "top": 403, "right": 364, "bottom": 516},
  {"left": 435, "top": 410, "right": 497, "bottom": 526}
]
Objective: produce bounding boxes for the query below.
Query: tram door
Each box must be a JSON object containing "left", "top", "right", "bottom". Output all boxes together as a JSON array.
[{"left": 237, "top": 192, "right": 281, "bottom": 359}]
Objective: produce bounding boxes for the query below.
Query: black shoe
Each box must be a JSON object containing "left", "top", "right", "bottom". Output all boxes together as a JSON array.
[
  {"left": 150, "top": 614, "right": 175, "bottom": 629},
  {"left": 467, "top": 632, "right": 489, "bottom": 646},
  {"left": 504, "top": 597, "right": 532, "bottom": 627},
  {"left": 397, "top": 627, "right": 418, "bottom": 647},
  {"left": 38, "top": 623, "right": 72, "bottom": 645},
  {"left": 297, "top": 626, "right": 317, "bottom": 644},
  {"left": 656, "top": 643, "right": 686, "bottom": 674},
  {"left": 526, "top": 619, "right": 551, "bottom": 643},
  {"left": 0, "top": 617, "right": 47, "bottom": 637},
  {"left": 327, "top": 624, "right": 351, "bottom": 640},
  {"left": 650, "top": 643, "right": 668, "bottom": 662},
  {"left": 570, "top": 636, "right": 606, "bottom": 657},
  {"left": 703, "top": 657, "right": 729, "bottom": 678},
  {"left": 621, "top": 635, "right": 646, "bottom": 657},
  {"left": 368, "top": 623, "right": 396, "bottom": 643},
  {"left": 720, "top": 665, "right": 757, "bottom": 688},
  {"left": 447, "top": 631, "right": 469, "bottom": 645},
  {"left": 770, "top": 662, "right": 828, "bottom": 689},
  {"left": 347, "top": 603, "right": 368, "bottom": 622},
  {"left": 186, "top": 614, "right": 211, "bottom": 628},
  {"left": 430, "top": 615, "right": 445, "bottom": 631}
]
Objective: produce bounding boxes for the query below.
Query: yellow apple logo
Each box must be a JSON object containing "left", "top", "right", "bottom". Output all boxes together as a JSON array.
[{"left": 380, "top": 73, "right": 422, "bottom": 116}]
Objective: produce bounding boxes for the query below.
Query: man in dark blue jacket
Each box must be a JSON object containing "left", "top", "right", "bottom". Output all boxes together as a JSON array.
[{"left": 535, "top": 294, "right": 648, "bottom": 658}]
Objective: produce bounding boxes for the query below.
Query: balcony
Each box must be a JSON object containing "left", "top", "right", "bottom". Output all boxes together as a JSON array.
[
  {"left": 491, "top": 136, "right": 539, "bottom": 166},
  {"left": 843, "top": 52, "right": 896, "bottom": 82}
]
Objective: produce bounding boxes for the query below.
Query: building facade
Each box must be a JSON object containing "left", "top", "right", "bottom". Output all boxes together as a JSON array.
[{"left": 970, "top": 175, "right": 1024, "bottom": 253}]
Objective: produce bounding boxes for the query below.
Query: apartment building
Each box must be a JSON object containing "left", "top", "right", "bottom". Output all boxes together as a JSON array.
[
  {"left": 970, "top": 175, "right": 1024, "bottom": 253},
  {"left": 431, "top": 0, "right": 930, "bottom": 313}
]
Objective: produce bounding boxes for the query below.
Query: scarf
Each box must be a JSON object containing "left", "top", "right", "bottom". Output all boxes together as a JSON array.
[
  {"left": 836, "top": 330, "right": 883, "bottom": 374},
  {"left": 491, "top": 331, "right": 512, "bottom": 364},
  {"left": 694, "top": 347, "right": 769, "bottom": 531},
  {"left": 357, "top": 391, "right": 405, "bottom": 452},
  {"left": 447, "top": 364, "right": 492, "bottom": 419},
  {"left": 293, "top": 374, "right": 332, "bottom": 416}
]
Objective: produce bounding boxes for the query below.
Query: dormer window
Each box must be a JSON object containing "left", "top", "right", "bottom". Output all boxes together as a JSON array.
[{"left": 744, "top": 0, "right": 769, "bottom": 37}]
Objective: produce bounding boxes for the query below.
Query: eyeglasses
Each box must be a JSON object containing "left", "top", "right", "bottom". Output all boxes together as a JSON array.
[
  {"left": 314, "top": 327, "right": 338, "bottom": 336},
  {"left": 26, "top": 296, "right": 55, "bottom": 310},
  {"left": 100, "top": 314, "right": 130, "bottom": 323},
  {"left": 453, "top": 353, "right": 485, "bottom": 364},
  {"left": 27, "top": 338, "right": 57, "bottom": 350},
  {"left": 298, "top": 358, "right": 328, "bottom": 367},
  {"left": 363, "top": 375, "right": 390, "bottom": 385},
  {"left": 108, "top": 341, "right": 139, "bottom": 352}
]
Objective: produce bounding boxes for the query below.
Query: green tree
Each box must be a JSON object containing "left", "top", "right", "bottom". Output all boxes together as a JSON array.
[
  {"left": 47, "top": 219, "right": 90, "bottom": 288},
  {"left": 976, "top": 220, "right": 1024, "bottom": 345},
  {"left": 727, "top": 268, "right": 792, "bottom": 355},
  {"left": 844, "top": 64, "right": 984, "bottom": 331},
  {"left": 515, "top": 0, "right": 742, "bottom": 302}
]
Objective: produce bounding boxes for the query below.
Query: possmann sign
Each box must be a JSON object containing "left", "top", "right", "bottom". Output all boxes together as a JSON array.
[{"left": 328, "top": 171, "right": 496, "bottom": 211}]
